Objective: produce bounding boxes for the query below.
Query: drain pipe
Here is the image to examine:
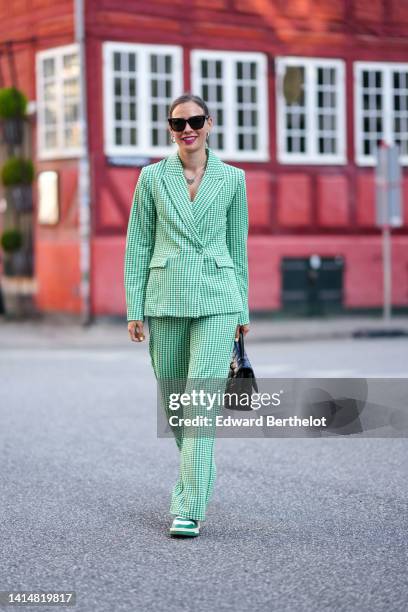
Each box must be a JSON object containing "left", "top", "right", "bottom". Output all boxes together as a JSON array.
[{"left": 74, "top": 0, "right": 92, "bottom": 325}]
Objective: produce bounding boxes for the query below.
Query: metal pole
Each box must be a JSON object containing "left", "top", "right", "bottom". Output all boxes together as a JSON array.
[
  {"left": 74, "top": 0, "right": 92, "bottom": 325},
  {"left": 382, "top": 225, "right": 391, "bottom": 323}
]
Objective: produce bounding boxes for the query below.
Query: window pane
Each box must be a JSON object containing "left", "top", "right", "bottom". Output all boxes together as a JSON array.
[
  {"left": 64, "top": 125, "right": 80, "bottom": 148},
  {"left": 111, "top": 50, "right": 139, "bottom": 149},
  {"left": 114, "top": 52, "right": 121, "bottom": 71},
  {"left": 392, "top": 70, "right": 408, "bottom": 157},
  {"left": 43, "top": 58, "right": 55, "bottom": 78},
  {"left": 151, "top": 104, "right": 158, "bottom": 122},
  {"left": 44, "top": 81, "right": 56, "bottom": 102},
  {"left": 151, "top": 80, "right": 158, "bottom": 97},
  {"left": 235, "top": 60, "right": 261, "bottom": 152},
  {"left": 63, "top": 54, "right": 79, "bottom": 78},
  {"left": 363, "top": 138, "right": 371, "bottom": 155},
  {"left": 199, "top": 58, "right": 225, "bottom": 151},
  {"left": 64, "top": 103, "right": 78, "bottom": 122},
  {"left": 45, "top": 130, "right": 57, "bottom": 148},
  {"left": 128, "top": 53, "right": 136, "bottom": 72},
  {"left": 44, "top": 105, "right": 57, "bottom": 125},
  {"left": 149, "top": 54, "right": 174, "bottom": 147},
  {"left": 316, "top": 65, "right": 338, "bottom": 155},
  {"left": 359, "top": 69, "right": 384, "bottom": 159},
  {"left": 63, "top": 78, "right": 79, "bottom": 98},
  {"left": 282, "top": 65, "right": 307, "bottom": 155},
  {"left": 283, "top": 66, "right": 304, "bottom": 105}
]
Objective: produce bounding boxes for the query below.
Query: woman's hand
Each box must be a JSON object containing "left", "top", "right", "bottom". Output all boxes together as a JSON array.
[
  {"left": 128, "top": 320, "right": 145, "bottom": 342},
  {"left": 235, "top": 324, "right": 250, "bottom": 341}
]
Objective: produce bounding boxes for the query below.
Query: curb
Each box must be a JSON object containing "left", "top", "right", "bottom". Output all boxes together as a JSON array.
[
  {"left": 247, "top": 326, "right": 408, "bottom": 344},
  {"left": 352, "top": 328, "right": 408, "bottom": 338},
  {"left": 247, "top": 330, "right": 353, "bottom": 343}
]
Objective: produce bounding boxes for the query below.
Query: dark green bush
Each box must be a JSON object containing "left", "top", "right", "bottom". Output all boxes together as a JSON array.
[
  {"left": 1, "top": 228, "right": 23, "bottom": 253},
  {"left": 0, "top": 87, "right": 28, "bottom": 119},
  {"left": 1, "top": 157, "right": 34, "bottom": 186}
]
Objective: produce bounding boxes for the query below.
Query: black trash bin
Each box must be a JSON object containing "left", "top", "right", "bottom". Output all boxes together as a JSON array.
[{"left": 281, "top": 255, "right": 344, "bottom": 316}]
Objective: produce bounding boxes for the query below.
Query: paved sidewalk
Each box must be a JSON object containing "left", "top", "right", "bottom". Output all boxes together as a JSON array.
[
  {"left": 247, "top": 314, "right": 408, "bottom": 342},
  {"left": 1, "top": 313, "right": 408, "bottom": 348}
]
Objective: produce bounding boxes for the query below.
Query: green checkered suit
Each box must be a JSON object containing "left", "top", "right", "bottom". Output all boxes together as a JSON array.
[
  {"left": 124, "top": 147, "right": 249, "bottom": 326},
  {"left": 148, "top": 312, "right": 239, "bottom": 521}
]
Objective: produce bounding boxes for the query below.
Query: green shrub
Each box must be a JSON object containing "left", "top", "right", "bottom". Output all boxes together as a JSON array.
[
  {"left": 0, "top": 87, "right": 28, "bottom": 119},
  {"left": 1, "top": 157, "right": 34, "bottom": 186},
  {"left": 1, "top": 228, "right": 23, "bottom": 253}
]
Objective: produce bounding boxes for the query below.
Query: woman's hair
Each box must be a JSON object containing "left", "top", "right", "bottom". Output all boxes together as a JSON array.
[{"left": 168, "top": 93, "right": 210, "bottom": 118}]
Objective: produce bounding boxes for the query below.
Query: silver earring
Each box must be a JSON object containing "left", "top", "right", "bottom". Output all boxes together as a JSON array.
[{"left": 171, "top": 135, "right": 176, "bottom": 143}]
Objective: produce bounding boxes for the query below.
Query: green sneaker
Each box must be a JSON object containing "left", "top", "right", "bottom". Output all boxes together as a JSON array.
[{"left": 169, "top": 516, "right": 201, "bottom": 537}]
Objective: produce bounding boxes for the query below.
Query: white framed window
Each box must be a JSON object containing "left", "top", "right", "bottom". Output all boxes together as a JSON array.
[
  {"left": 103, "top": 42, "right": 183, "bottom": 158},
  {"left": 36, "top": 43, "right": 83, "bottom": 160},
  {"left": 354, "top": 61, "right": 408, "bottom": 166},
  {"left": 191, "top": 50, "right": 268, "bottom": 161},
  {"left": 275, "top": 56, "right": 346, "bottom": 165}
]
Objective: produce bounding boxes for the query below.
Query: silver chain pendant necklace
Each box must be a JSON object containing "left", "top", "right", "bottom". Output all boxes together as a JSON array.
[{"left": 183, "top": 156, "right": 208, "bottom": 185}]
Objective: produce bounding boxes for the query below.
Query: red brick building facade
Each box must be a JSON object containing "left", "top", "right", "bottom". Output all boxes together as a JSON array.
[{"left": 1, "top": 0, "right": 408, "bottom": 317}]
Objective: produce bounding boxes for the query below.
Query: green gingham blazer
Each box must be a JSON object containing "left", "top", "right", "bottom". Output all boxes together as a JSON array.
[{"left": 124, "top": 147, "right": 249, "bottom": 325}]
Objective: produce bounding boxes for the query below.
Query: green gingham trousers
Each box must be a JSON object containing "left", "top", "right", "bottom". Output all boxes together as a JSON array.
[{"left": 147, "top": 312, "right": 240, "bottom": 521}]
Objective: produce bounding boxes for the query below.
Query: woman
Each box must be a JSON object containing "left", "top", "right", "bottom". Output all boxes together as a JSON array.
[{"left": 124, "top": 93, "right": 250, "bottom": 537}]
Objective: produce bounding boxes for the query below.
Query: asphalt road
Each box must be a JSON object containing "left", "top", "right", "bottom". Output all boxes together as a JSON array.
[{"left": 0, "top": 323, "right": 407, "bottom": 612}]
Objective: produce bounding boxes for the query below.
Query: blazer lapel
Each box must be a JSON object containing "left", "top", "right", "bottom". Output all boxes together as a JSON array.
[
  {"left": 162, "top": 148, "right": 225, "bottom": 242},
  {"left": 191, "top": 148, "right": 225, "bottom": 225}
]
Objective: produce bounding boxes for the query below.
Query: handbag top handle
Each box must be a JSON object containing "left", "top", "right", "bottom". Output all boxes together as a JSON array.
[{"left": 238, "top": 330, "right": 245, "bottom": 356}]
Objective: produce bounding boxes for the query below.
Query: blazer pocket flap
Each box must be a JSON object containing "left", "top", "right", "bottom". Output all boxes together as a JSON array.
[
  {"left": 149, "top": 255, "right": 169, "bottom": 268},
  {"left": 213, "top": 254, "right": 235, "bottom": 268}
]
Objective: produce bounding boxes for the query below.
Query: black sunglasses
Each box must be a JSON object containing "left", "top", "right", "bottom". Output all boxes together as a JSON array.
[{"left": 168, "top": 115, "right": 209, "bottom": 132}]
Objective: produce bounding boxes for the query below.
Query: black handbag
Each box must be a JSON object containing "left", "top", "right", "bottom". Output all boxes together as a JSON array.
[{"left": 225, "top": 330, "right": 259, "bottom": 411}]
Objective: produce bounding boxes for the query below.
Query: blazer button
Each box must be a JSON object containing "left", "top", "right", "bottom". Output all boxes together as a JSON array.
[{"left": 196, "top": 247, "right": 203, "bottom": 254}]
